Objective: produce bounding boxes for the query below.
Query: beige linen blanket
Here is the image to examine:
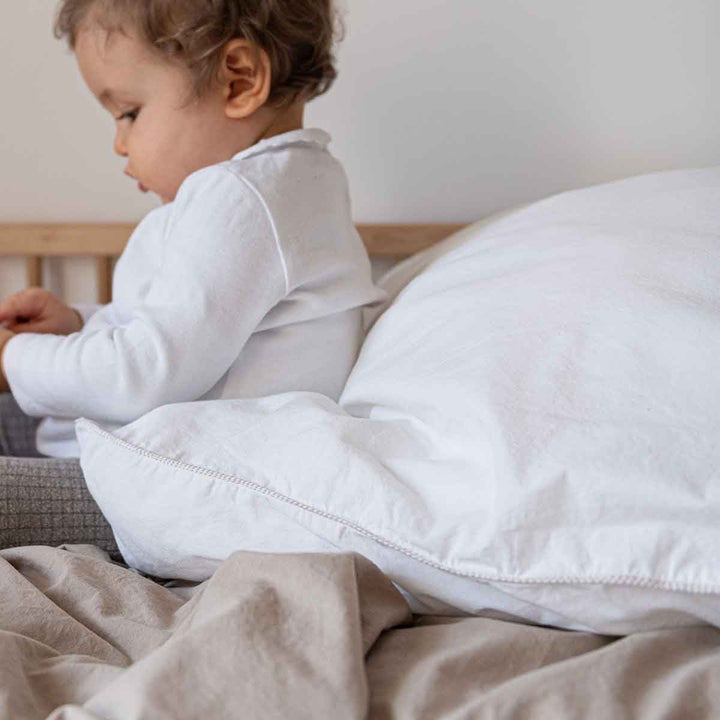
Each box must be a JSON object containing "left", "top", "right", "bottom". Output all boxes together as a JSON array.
[{"left": 1, "top": 545, "right": 718, "bottom": 719}]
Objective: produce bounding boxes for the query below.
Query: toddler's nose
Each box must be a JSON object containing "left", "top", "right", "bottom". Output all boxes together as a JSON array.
[{"left": 114, "top": 132, "right": 128, "bottom": 157}]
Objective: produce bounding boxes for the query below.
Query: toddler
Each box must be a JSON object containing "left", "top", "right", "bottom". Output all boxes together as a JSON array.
[{"left": 0, "top": 0, "right": 381, "bottom": 550}]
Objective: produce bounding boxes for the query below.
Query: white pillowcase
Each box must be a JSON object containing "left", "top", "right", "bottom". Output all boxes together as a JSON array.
[{"left": 78, "top": 167, "right": 720, "bottom": 634}]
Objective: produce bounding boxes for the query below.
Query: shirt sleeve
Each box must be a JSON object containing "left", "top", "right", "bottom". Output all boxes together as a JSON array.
[{"left": 4, "top": 165, "right": 287, "bottom": 424}]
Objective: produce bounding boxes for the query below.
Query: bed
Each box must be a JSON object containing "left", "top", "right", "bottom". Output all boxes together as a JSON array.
[{"left": 1, "top": 170, "right": 720, "bottom": 719}]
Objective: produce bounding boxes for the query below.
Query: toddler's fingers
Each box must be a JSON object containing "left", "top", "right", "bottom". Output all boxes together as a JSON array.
[
  {"left": 0, "top": 303, "right": 18, "bottom": 323},
  {"left": 0, "top": 298, "right": 16, "bottom": 320},
  {"left": 0, "top": 292, "right": 24, "bottom": 314},
  {"left": 0, "top": 291, "right": 43, "bottom": 322},
  {"left": 5, "top": 318, "right": 48, "bottom": 334}
]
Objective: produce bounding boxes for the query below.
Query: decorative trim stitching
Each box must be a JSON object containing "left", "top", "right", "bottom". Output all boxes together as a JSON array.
[{"left": 78, "top": 420, "right": 720, "bottom": 595}]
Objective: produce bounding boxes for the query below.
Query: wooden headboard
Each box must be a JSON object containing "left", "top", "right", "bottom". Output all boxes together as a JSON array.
[{"left": 0, "top": 223, "right": 465, "bottom": 303}]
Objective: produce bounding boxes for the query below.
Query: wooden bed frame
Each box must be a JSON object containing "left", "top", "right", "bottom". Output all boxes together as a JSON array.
[{"left": 0, "top": 223, "right": 465, "bottom": 303}]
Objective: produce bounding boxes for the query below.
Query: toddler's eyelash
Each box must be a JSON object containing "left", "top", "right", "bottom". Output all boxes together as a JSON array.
[{"left": 116, "top": 109, "right": 140, "bottom": 122}]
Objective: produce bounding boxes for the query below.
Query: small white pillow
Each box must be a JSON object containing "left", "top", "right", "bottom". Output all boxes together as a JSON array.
[{"left": 78, "top": 167, "right": 720, "bottom": 634}]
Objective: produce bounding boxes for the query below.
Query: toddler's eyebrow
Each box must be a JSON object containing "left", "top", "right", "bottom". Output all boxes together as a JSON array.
[
  {"left": 98, "top": 88, "right": 137, "bottom": 109},
  {"left": 98, "top": 89, "right": 115, "bottom": 106}
]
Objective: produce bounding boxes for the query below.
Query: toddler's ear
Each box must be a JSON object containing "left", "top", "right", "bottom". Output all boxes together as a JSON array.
[{"left": 220, "top": 40, "right": 272, "bottom": 119}]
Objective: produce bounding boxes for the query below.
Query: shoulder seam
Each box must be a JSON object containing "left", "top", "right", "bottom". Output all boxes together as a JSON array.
[{"left": 220, "top": 166, "right": 290, "bottom": 294}]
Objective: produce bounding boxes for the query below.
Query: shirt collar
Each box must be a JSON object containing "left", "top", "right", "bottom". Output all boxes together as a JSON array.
[{"left": 231, "top": 129, "right": 331, "bottom": 162}]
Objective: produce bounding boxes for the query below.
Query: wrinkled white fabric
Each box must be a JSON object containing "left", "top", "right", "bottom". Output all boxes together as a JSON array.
[{"left": 79, "top": 167, "right": 720, "bottom": 633}]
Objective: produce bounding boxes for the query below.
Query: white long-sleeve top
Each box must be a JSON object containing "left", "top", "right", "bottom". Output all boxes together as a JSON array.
[{"left": 4, "top": 129, "right": 384, "bottom": 458}]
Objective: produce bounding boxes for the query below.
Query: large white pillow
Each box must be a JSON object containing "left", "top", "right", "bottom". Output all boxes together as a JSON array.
[{"left": 78, "top": 167, "right": 720, "bottom": 635}]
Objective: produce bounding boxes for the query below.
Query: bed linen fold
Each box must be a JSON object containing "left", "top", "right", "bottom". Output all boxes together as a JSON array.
[{"left": 0, "top": 545, "right": 718, "bottom": 719}]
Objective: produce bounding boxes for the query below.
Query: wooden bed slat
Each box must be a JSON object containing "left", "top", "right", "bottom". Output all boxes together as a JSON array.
[
  {"left": 356, "top": 224, "right": 466, "bottom": 257},
  {"left": 96, "top": 256, "right": 114, "bottom": 304},
  {"left": 0, "top": 222, "right": 466, "bottom": 259},
  {"left": 0, "top": 224, "right": 136, "bottom": 257},
  {"left": 0, "top": 222, "right": 468, "bottom": 302},
  {"left": 26, "top": 256, "right": 43, "bottom": 288}
]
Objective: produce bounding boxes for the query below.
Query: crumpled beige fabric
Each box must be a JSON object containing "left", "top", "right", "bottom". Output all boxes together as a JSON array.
[
  {"left": 1, "top": 545, "right": 720, "bottom": 720},
  {"left": 367, "top": 616, "right": 720, "bottom": 719},
  {"left": 0, "top": 546, "right": 408, "bottom": 720}
]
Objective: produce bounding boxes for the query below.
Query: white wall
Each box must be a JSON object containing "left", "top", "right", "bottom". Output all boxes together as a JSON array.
[
  {"left": 2, "top": 0, "right": 720, "bottom": 297},
  {"left": 317, "top": 0, "right": 720, "bottom": 222}
]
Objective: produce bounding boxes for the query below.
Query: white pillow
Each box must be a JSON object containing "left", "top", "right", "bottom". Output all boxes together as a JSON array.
[{"left": 78, "top": 167, "right": 720, "bottom": 635}]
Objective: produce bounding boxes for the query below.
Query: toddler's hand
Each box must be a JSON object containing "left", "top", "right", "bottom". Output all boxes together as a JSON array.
[{"left": 0, "top": 288, "right": 83, "bottom": 335}]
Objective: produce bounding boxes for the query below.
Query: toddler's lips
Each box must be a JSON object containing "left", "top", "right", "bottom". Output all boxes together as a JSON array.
[{"left": 138, "top": 182, "right": 149, "bottom": 193}]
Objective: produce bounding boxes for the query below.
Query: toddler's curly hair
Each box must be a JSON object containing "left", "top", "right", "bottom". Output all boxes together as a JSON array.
[{"left": 54, "top": 0, "right": 341, "bottom": 107}]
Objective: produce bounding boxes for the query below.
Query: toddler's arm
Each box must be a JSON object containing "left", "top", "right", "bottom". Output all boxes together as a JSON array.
[{"left": 1, "top": 167, "right": 287, "bottom": 425}]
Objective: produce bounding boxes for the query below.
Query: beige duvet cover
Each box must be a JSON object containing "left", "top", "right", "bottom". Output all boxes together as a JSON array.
[{"left": 0, "top": 545, "right": 718, "bottom": 719}]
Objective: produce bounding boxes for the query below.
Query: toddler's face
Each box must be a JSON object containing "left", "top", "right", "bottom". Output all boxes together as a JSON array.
[{"left": 75, "top": 27, "right": 235, "bottom": 204}]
